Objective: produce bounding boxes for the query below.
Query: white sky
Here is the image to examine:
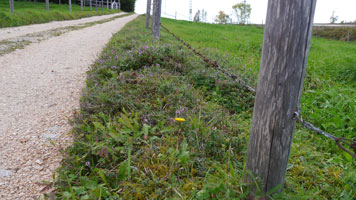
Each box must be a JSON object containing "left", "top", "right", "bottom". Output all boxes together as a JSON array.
[{"left": 135, "top": 0, "right": 356, "bottom": 23}]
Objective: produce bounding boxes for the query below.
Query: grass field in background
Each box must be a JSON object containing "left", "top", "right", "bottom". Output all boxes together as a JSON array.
[
  {"left": 0, "top": 0, "right": 120, "bottom": 28},
  {"left": 54, "top": 16, "right": 356, "bottom": 199},
  {"left": 162, "top": 17, "right": 356, "bottom": 141}
]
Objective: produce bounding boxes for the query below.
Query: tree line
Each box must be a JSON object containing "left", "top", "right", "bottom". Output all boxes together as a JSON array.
[
  {"left": 215, "top": 1, "right": 251, "bottom": 24},
  {"left": 192, "top": 1, "right": 252, "bottom": 25}
]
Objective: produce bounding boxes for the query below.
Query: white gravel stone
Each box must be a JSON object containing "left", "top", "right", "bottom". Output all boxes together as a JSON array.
[
  {"left": 0, "top": 169, "right": 13, "bottom": 177},
  {"left": 41, "top": 133, "right": 61, "bottom": 140}
]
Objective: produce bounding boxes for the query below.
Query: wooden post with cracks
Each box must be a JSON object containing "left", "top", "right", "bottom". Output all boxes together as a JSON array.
[
  {"left": 145, "top": 0, "right": 152, "bottom": 29},
  {"left": 152, "top": 0, "right": 162, "bottom": 40},
  {"left": 245, "top": 0, "right": 317, "bottom": 194}
]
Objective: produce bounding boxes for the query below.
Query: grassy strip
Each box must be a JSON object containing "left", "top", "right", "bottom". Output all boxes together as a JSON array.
[
  {"left": 54, "top": 16, "right": 355, "bottom": 199},
  {"left": 0, "top": 1, "right": 121, "bottom": 28}
]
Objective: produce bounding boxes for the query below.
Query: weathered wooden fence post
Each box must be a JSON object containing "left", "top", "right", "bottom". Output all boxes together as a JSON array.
[
  {"left": 90, "top": 0, "right": 92, "bottom": 10},
  {"left": 101, "top": 0, "right": 103, "bottom": 11},
  {"left": 107, "top": 0, "right": 109, "bottom": 9},
  {"left": 145, "top": 0, "right": 152, "bottom": 29},
  {"left": 245, "top": 0, "right": 317, "bottom": 194},
  {"left": 69, "top": 0, "right": 72, "bottom": 12},
  {"left": 9, "top": 0, "right": 14, "bottom": 13},
  {"left": 80, "top": 0, "right": 83, "bottom": 11},
  {"left": 96, "top": 0, "right": 98, "bottom": 11},
  {"left": 45, "top": 0, "right": 49, "bottom": 11},
  {"left": 152, "top": 0, "right": 162, "bottom": 40}
]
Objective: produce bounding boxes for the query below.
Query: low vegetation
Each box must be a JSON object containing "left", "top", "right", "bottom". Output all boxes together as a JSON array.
[
  {"left": 53, "top": 16, "right": 356, "bottom": 199},
  {"left": 313, "top": 26, "right": 356, "bottom": 41},
  {"left": 0, "top": 0, "right": 120, "bottom": 28}
]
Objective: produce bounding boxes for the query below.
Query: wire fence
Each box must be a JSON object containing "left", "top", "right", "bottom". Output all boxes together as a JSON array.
[
  {"left": 161, "top": 25, "right": 256, "bottom": 94},
  {"left": 161, "top": 24, "right": 356, "bottom": 159}
]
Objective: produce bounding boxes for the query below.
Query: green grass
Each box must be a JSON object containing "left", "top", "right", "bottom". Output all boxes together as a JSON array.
[
  {"left": 53, "top": 16, "right": 356, "bottom": 199},
  {"left": 0, "top": 0, "right": 121, "bottom": 28}
]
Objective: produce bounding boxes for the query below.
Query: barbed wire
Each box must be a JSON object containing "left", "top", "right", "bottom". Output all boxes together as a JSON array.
[
  {"left": 294, "top": 112, "right": 356, "bottom": 159},
  {"left": 161, "top": 24, "right": 256, "bottom": 94},
  {"left": 161, "top": 24, "right": 356, "bottom": 159}
]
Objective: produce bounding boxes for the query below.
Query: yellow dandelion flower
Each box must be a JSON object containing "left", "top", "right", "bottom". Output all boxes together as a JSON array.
[{"left": 175, "top": 118, "right": 186, "bottom": 122}]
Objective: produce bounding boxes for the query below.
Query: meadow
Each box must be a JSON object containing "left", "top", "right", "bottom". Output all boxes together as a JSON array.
[
  {"left": 53, "top": 16, "right": 356, "bottom": 199},
  {"left": 0, "top": 0, "right": 120, "bottom": 28}
]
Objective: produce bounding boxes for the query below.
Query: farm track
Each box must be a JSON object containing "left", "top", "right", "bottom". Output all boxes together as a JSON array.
[
  {"left": 0, "top": 13, "right": 138, "bottom": 199},
  {"left": 0, "top": 12, "right": 125, "bottom": 41},
  {"left": 0, "top": 12, "right": 129, "bottom": 56}
]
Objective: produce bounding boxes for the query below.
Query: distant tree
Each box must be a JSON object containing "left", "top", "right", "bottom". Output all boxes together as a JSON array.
[
  {"left": 121, "top": 0, "right": 136, "bottom": 12},
  {"left": 201, "top": 9, "right": 207, "bottom": 22},
  {"left": 232, "top": 1, "right": 252, "bottom": 24},
  {"left": 215, "top": 11, "right": 228, "bottom": 24},
  {"left": 194, "top": 10, "right": 201, "bottom": 22},
  {"left": 330, "top": 10, "right": 338, "bottom": 24}
]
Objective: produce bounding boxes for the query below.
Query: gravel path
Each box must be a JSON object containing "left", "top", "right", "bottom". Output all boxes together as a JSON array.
[
  {"left": 0, "top": 14, "right": 138, "bottom": 199},
  {"left": 0, "top": 12, "right": 125, "bottom": 41}
]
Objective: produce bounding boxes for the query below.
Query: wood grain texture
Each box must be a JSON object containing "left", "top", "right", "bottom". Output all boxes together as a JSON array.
[
  {"left": 145, "top": 0, "right": 152, "bottom": 29},
  {"left": 151, "top": 0, "right": 162, "bottom": 40},
  {"left": 245, "top": 0, "right": 317, "bottom": 193}
]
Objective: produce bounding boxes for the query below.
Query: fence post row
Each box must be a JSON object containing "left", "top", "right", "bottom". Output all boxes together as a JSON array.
[
  {"left": 9, "top": 0, "right": 14, "bottom": 12},
  {"left": 245, "top": 0, "right": 317, "bottom": 194},
  {"left": 146, "top": 0, "right": 152, "bottom": 29},
  {"left": 69, "top": 0, "right": 72, "bottom": 12},
  {"left": 152, "top": 0, "right": 162, "bottom": 40},
  {"left": 46, "top": 0, "right": 49, "bottom": 11}
]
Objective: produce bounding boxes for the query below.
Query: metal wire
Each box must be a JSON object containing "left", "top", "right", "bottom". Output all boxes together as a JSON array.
[
  {"left": 161, "top": 24, "right": 356, "bottom": 159},
  {"left": 161, "top": 24, "right": 256, "bottom": 94},
  {"left": 294, "top": 112, "right": 356, "bottom": 159}
]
